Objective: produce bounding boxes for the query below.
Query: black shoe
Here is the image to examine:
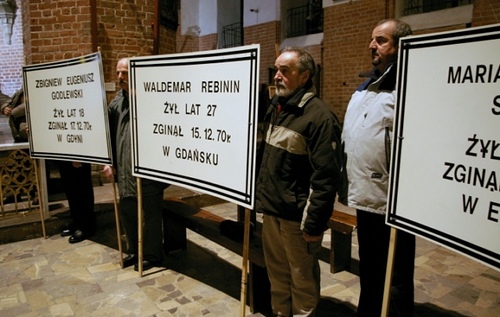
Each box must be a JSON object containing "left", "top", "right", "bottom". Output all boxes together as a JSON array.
[
  {"left": 61, "top": 229, "right": 75, "bottom": 237},
  {"left": 68, "top": 230, "right": 87, "bottom": 244},
  {"left": 134, "top": 260, "right": 163, "bottom": 271},
  {"left": 122, "top": 254, "right": 138, "bottom": 268}
]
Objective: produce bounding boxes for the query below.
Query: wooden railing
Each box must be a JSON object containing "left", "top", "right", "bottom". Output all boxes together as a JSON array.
[{"left": 0, "top": 143, "right": 48, "bottom": 234}]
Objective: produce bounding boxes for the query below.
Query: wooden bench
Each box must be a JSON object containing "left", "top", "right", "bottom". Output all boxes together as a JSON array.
[
  {"left": 162, "top": 199, "right": 271, "bottom": 314},
  {"left": 328, "top": 209, "right": 357, "bottom": 273}
]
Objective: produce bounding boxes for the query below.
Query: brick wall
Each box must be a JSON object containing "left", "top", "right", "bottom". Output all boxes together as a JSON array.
[
  {"left": 94, "top": 0, "right": 156, "bottom": 102},
  {"left": 199, "top": 33, "right": 218, "bottom": 51},
  {"left": 472, "top": 0, "right": 500, "bottom": 26},
  {"left": 0, "top": 0, "right": 24, "bottom": 97},
  {"left": 175, "top": 11, "right": 199, "bottom": 54},
  {"left": 2, "top": 0, "right": 500, "bottom": 119},
  {"left": 176, "top": 33, "right": 200, "bottom": 53},
  {"left": 244, "top": 21, "right": 281, "bottom": 85},
  {"left": 159, "top": 25, "right": 176, "bottom": 55},
  {"left": 322, "top": 1, "right": 388, "bottom": 120},
  {"left": 17, "top": 0, "right": 175, "bottom": 102},
  {"left": 321, "top": 0, "right": 500, "bottom": 121},
  {"left": 179, "top": 21, "right": 282, "bottom": 88}
]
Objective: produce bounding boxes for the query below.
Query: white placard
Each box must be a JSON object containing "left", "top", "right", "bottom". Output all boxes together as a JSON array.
[
  {"left": 23, "top": 52, "right": 112, "bottom": 165},
  {"left": 129, "top": 45, "right": 259, "bottom": 209},
  {"left": 388, "top": 24, "right": 500, "bottom": 270}
]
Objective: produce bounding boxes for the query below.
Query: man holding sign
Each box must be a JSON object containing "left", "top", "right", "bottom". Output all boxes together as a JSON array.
[{"left": 103, "top": 58, "right": 169, "bottom": 271}]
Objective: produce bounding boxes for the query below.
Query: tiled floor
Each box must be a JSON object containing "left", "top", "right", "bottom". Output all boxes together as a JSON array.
[{"left": 0, "top": 183, "right": 499, "bottom": 316}]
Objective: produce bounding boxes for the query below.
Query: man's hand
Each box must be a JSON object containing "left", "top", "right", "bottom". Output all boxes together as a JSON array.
[
  {"left": 102, "top": 165, "right": 115, "bottom": 179},
  {"left": 303, "top": 232, "right": 322, "bottom": 242},
  {"left": 72, "top": 162, "right": 82, "bottom": 168},
  {"left": 2, "top": 106, "right": 12, "bottom": 116}
]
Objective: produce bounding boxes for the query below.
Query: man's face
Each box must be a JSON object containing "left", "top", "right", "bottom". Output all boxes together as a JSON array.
[
  {"left": 116, "top": 59, "right": 129, "bottom": 92},
  {"left": 369, "top": 21, "right": 398, "bottom": 72},
  {"left": 273, "top": 51, "right": 309, "bottom": 97}
]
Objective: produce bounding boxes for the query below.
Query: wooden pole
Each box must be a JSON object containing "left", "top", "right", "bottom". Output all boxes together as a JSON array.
[
  {"left": 240, "top": 207, "right": 251, "bottom": 316},
  {"left": 25, "top": 51, "right": 46, "bottom": 239},
  {"left": 153, "top": 0, "right": 160, "bottom": 55},
  {"left": 90, "top": 0, "right": 98, "bottom": 52},
  {"left": 112, "top": 178, "right": 124, "bottom": 267},
  {"left": 381, "top": 227, "right": 398, "bottom": 317},
  {"left": 34, "top": 159, "right": 46, "bottom": 238},
  {"left": 137, "top": 177, "right": 143, "bottom": 276}
]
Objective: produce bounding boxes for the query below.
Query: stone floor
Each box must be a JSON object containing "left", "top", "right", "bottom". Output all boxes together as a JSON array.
[{"left": 0, "top": 181, "right": 499, "bottom": 317}]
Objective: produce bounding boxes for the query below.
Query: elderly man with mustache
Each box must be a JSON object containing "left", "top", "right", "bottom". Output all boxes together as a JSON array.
[{"left": 255, "top": 47, "right": 343, "bottom": 317}]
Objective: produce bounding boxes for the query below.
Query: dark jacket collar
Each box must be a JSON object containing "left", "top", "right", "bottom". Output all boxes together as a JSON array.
[
  {"left": 271, "top": 80, "right": 314, "bottom": 109},
  {"left": 358, "top": 63, "right": 397, "bottom": 91}
]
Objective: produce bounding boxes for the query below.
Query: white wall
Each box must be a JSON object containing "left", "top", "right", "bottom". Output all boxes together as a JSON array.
[
  {"left": 199, "top": 0, "right": 218, "bottom": 35},
  {"left": 217, "top": 0, "right": 240, "bottom": 48},
  {"left": 181, "top": 0, "right": 217, "bottom": 36},
  {"left": 323, "top": 0, "right": 352, "bottom": 8},
  {"left": 243, "top": 0, "right": 280, "bottom": 27},
  {"left": 182, "top": 0, "right": 284, "bottom": 36}
]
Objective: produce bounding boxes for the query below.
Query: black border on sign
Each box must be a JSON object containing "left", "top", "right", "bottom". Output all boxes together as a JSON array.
[
  {"left": 129, "top": 46, "right": 259, "bottom": 209},
  {"left": 22, "top": 52, "right": 113, "bottom": 166},
  {"left": 388, "top": 24, "right": 500, "bottom": 270}
]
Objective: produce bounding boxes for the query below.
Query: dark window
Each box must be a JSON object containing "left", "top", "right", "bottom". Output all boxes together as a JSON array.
[
  {"left": 160, "top": 0, "right": 180, "bottom": 30},
  {"left": 286, "top": 0, "right": 323, "bottom": 38},
  {"left": 222, "top": 22, "right": 242, "bottom": 48},
  {"left": 404, "top": 0, "right": 473, "bottom": 16}
]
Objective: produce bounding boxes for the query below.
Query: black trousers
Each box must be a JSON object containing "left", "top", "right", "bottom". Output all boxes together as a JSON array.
[
  {"left": 119, "top": 188, "right": 165, "bottom": 262},
  {"left": 356, "top": 209, "right": 415, "bottom": 317},
  {"left": 57, "top": 161, "right": 95, "bottom": 235}
]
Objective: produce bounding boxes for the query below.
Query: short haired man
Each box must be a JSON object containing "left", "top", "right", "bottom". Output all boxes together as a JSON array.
[
  {"left": 103, "top": 58, "right": 169, "bottom": 271},
  {"left": 342, "top": 19, "right": 414, "bottom": 316}
]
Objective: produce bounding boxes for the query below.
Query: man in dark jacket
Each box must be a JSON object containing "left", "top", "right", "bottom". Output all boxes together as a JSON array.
[
  {"left": 0, "top": 89, "right": 9, "bottom": 109},
  {"left": 255, "top": 47, "right": 342, "bottom": 316},
  {"left": 103, "top": 57, "right": 168, "bottom": 271},
  {"left": 1, "top": 88, "right": 32, "bottom": 205},
  {"left": 1, "top": 89, "right": 27, "bottom": 143}
]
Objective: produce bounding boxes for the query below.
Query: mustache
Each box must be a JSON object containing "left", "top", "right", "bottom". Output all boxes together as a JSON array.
[
  {"left": 119, "top": 79, "right": 128, "bottom": 85},
  {"left": 275, "top": 82, "right": 286, "bottom": 89}
]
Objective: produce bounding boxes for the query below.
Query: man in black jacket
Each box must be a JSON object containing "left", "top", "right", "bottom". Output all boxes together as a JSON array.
[
  {"left": 103, "top": 58, "right": 168, "bottom": 271},
  {"left": 1, "top": 89, "right": 27, "bottom": 143},
  {"left": 255, "top": 47, "right": 342, "bottom": 316}
]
